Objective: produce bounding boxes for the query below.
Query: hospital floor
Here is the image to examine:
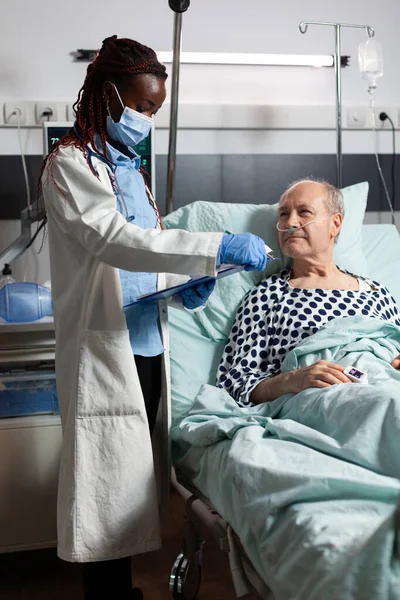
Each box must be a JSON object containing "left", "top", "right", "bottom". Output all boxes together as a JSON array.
[{"left": 0, "top": 488, "right": 251, "bottom": 599}]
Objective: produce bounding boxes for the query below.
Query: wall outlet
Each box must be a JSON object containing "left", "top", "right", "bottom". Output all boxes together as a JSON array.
[
  {"left": 346, "top": 107, "right": 368, "bottom": 128},
  {"left": 4, "top": 102, "right": 27, "bottom": 125},
  {"left": 35, "top": 102, "right": 59, "bottom": 123},
  {"left": 375, "top": 108, "right": 396, "bottom": 129}
]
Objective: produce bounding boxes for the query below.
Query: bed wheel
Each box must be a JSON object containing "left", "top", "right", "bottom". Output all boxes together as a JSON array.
[{"left": 169, "top": 551, "right": 202, "bottom": 599}]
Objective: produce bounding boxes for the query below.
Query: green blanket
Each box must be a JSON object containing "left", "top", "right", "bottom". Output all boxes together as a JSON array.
[{"left": 175, "top": 316, "right": 400, "bottom": 600}]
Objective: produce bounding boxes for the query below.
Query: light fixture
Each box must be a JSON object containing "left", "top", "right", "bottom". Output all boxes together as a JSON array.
[
  {"left": 74, "top": 49, "right": 349, "bottom": 68},
  {"left": 156, "top": 51, "right": 339, "bottom": 68}
]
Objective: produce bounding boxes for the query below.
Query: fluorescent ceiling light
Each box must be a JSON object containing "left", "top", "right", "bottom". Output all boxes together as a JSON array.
[{"left": 157, "top": 52, "right": 334, "bottom": 68}]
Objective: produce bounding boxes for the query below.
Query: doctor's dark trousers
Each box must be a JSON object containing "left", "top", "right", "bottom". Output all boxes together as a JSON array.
[{"left": 82, "top": 354, "right": 162, "bottom": 599}]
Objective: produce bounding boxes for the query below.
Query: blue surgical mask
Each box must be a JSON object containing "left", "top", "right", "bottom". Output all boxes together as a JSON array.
[{"left": 106, "top": 84, "right": 153, "bottom": 147}]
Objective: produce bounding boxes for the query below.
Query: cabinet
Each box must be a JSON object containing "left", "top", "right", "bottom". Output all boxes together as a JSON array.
[
  {"left": 0, "top": 415, "right": 62, "bottom": 552},
  {"left": 0, "top": 320, "right": 62, "bottom": 552}
]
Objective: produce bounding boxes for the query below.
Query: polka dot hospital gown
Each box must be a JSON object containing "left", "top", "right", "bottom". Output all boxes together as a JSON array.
[{"left": 217, "top": 268, "right": 400, "bottom": 407}]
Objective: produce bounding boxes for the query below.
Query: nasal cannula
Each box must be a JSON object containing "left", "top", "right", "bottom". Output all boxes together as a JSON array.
[
  {"left": 224, "top": 231, "right": 276, "bottom": 261},
  {"left": 276, "top": 214, "right": 333, "bottom": 234}
]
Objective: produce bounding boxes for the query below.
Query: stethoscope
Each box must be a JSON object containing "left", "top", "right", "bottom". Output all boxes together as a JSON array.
[
  {"left": 73, "top": 123, "right": 115, "bottom": 174},
  {"left": 73, "top": 123, "right": 162, "bottom": 227},
  {"left": 73, "top": 123, "right": 131, "bottom": 219}
]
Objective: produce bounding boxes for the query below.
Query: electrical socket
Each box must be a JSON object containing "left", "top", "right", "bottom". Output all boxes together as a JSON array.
[
  {"left": 375, "top": 107, "right": 396, "bottom": 129},
  {"left": 35, "top": 102, "right": 59, "bottom": 124},
  {"left": 4, "top": 102, "right": 27, "bottom": 125},
  {"left": 346, "top": 107, "right": 368, "bottom": 128}
]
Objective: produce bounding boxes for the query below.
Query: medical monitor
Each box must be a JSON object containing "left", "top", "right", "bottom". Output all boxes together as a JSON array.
[{"left": 42, "top": 121, "right": 156, "bottom": 193}]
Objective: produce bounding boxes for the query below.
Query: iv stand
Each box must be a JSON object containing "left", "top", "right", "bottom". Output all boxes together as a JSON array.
[
  {"left": 299, "top": 21, "right": 375, "bottom": 188},
  {"left": 166, "top": 0, "right": 190, "bottom": 215}
]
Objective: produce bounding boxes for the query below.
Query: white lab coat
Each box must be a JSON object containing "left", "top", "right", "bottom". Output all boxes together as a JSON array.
[{"left": 42, "top": 144, "right": 222, "bottom": 563}]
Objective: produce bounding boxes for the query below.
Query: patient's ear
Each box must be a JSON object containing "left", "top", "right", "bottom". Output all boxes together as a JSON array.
[{"left": 331, "top": 213, "right": 343, "bottom": 241}]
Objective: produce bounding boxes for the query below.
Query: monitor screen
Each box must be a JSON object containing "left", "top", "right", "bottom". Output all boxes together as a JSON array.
[
  {"left": 45, "top": 125, "right": 73, "bottom": 153},
  {"left": 43, "top": 122, "right": 154, "bottom": 192}
]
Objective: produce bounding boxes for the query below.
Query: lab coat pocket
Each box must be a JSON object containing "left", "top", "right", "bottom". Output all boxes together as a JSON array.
[{"left": 77, "top": 329, "right": 143, "bottom": 418}]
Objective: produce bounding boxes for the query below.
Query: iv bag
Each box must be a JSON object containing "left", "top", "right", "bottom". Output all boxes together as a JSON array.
[{"left": 359, "top": 39, "right": 383, "bottom": 84}]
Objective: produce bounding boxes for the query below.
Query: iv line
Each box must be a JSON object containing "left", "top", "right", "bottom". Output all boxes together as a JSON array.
[{"left": 368, "top": 86, "right": 397, "bottom": 227}]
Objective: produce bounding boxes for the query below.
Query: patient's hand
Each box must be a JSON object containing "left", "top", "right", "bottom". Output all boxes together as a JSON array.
[
  {"left": 288, "top": 360, "right": 351, "bottom": 391},
  {"left": 391, "top": 355, "right": 400, "bottom": 369},
  {"left": 251, "top": 360, "right": 351, "bottom": 405}
]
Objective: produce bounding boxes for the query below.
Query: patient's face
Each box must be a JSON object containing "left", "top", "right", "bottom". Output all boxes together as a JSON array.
[{"left": 278, "top": 182, "right": 338, "bottom": 259}]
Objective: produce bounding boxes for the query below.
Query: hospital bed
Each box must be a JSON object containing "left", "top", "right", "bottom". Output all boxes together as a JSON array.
[{"left": 164, "top": 191, "right": 400, "bottom": 600}]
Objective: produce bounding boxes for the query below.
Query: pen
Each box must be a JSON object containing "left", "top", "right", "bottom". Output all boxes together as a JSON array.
[{"left": 224, "top": 230, "right": 276, "bottom": 261}]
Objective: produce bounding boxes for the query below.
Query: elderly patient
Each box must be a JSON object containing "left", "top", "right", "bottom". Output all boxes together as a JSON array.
[{"left": 217, "top": 179, "right": 400, "bottom": 406}]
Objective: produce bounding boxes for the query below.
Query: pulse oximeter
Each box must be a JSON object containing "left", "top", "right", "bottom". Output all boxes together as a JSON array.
[{"left": 344, "top": 366, "right": 368, "bottom": 384}]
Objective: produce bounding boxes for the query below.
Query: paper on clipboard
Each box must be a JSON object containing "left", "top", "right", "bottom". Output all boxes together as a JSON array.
[{"left": 128, "top": 264, "right": 244, "bottom": 306}]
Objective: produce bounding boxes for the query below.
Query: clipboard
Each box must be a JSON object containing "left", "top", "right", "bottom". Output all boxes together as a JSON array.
[{"left": 126, "top": 265, "right": 244, "bottom": 306}]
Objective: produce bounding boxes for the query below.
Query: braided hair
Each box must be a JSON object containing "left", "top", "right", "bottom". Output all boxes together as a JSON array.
[{"left": 39, "top": 35, "right": 167, "bottom": 197}]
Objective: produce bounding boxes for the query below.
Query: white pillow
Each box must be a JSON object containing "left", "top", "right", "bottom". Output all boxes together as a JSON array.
[{"left": 334, "top": 182, "right": 369, "bottom": 277}]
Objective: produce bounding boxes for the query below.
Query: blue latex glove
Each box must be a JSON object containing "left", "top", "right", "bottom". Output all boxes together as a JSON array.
[
  {"left": 218, "top": 233, "right": 267, "bottom": 271},
  {"left": 180, "top": 279, "right": 216, "bottom": 311}
]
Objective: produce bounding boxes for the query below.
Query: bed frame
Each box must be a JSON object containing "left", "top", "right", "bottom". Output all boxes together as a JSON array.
[{"left": 169, "top": 468, "right": 273, "bottom": 600}]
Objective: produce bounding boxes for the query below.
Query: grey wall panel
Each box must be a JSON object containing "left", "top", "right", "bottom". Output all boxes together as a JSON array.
[
  {"left": 156, "top": 155, "right": 398, "bottom": 214},
  {"left": 0, "top": 154, "right": 398, "bottom": 219},
  {"left": 343, "top": 156, "right": 396, "bottom": 214},
  {"left": 156, "top": 155, "right": 223, "bottom": 213},
  {"left": 0, "top": 156, "right": 43, "bottom": 219},
  {"left": 220, "top": 155, "right": 337, "bottom": 205}
]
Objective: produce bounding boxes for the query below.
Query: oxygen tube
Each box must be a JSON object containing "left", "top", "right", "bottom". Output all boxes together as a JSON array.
[{"left": 276, "top": 214, "right": 333, "bottom": 234}]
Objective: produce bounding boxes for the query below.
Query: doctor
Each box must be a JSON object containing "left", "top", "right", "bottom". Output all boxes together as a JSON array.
[{"left": 40, "top": 35, "right": 267, "bottom": 600}]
